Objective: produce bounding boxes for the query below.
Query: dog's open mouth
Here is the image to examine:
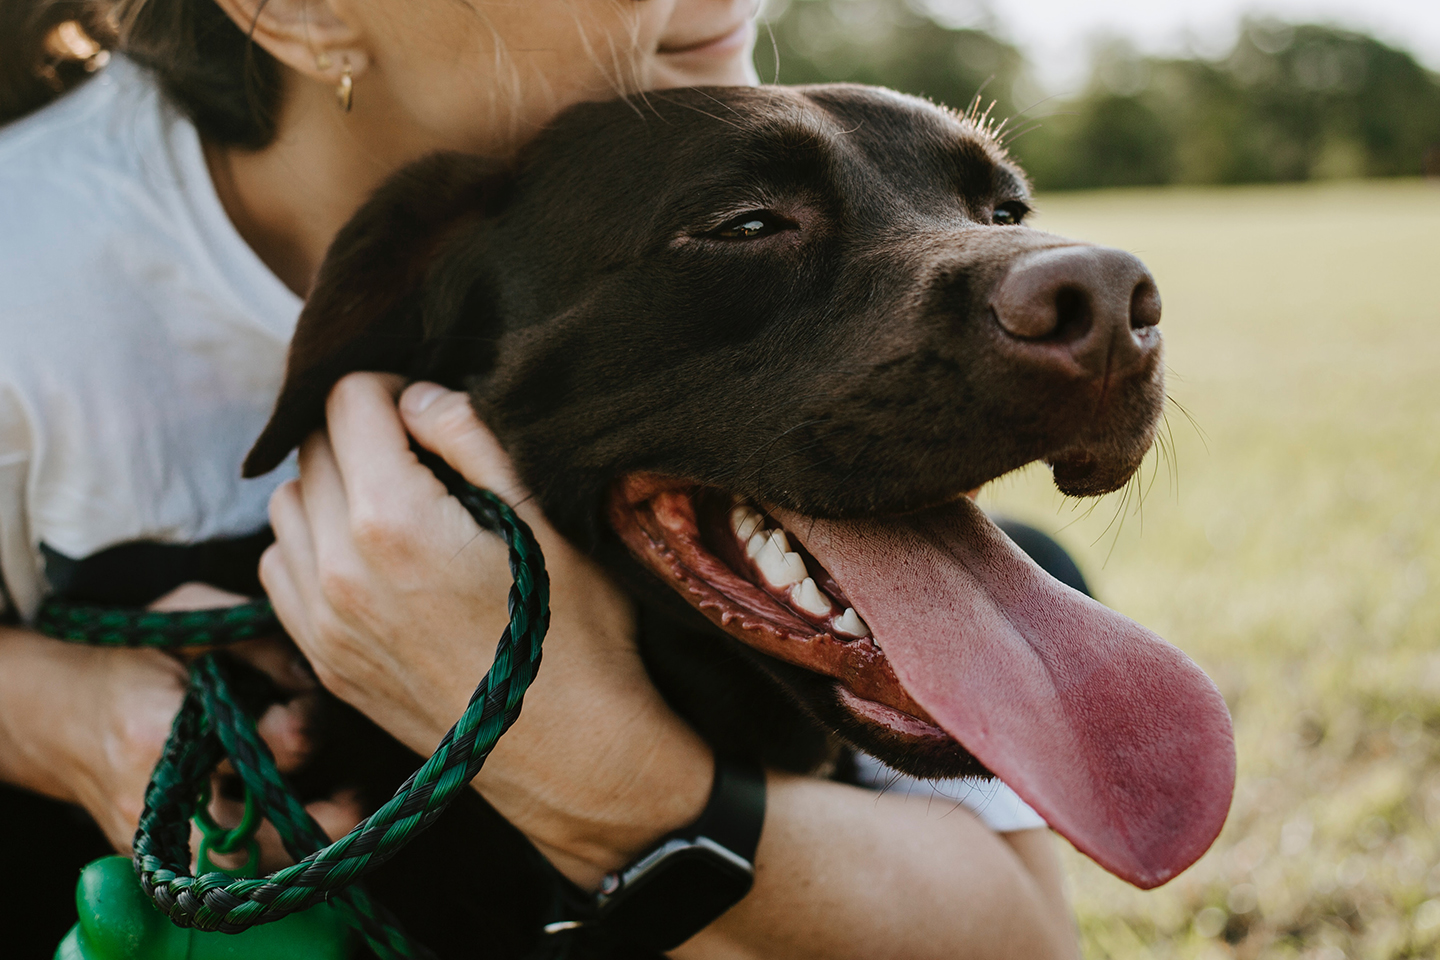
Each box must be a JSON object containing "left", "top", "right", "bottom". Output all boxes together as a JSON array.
[
  {"left": 609, "top": 472, "right": 1236, "bottom": 890},
  {"left": 609, "top": 474, "right": 945, "bottom": 739}
]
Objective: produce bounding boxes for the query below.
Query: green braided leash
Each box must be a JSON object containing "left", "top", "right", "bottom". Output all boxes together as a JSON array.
[
  {"left": 35, "top": 452, "right": 549, "bottom": 959},
  {"left": 35, "top": 598, "right": 279, "bottom": 648},
  {"left": 157, "top": 655, "right": 438, "bottom": 958}
]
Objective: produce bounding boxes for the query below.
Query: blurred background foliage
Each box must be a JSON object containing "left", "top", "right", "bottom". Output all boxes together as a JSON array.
[{"left": 754, "top": 0, "right": 1440, "bottom": 189}]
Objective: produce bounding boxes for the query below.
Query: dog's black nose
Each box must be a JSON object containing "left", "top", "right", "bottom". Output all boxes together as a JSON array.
[{"left": 989, "top": 246, "right": 1161, "bottom": 380}]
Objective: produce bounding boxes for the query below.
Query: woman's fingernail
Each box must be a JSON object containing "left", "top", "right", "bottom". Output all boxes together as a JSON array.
[{"left": 402, "top": 383, "right": 447, "bottom": 415}]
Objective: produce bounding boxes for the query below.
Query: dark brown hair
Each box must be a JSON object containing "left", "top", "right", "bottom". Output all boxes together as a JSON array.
[{"left": 0, "top": 0, "right": 281, "bottom": 148}]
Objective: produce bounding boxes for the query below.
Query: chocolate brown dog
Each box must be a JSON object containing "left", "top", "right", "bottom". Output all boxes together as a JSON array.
[{"left": 246, "top": 84, "right": 1234, "bottom": 925}]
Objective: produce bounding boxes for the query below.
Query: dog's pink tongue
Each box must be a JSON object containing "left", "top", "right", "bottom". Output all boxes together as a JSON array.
[{"left": 776, "top": 499, "right": 1234, "bottom": 888}]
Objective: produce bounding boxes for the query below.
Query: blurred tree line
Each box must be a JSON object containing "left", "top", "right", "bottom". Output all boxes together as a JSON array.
[{"left": 756, "top": 0, "right": 1440, "bottom": 189}]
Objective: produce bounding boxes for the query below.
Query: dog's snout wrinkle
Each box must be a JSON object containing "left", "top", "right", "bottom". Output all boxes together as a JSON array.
[{"left": 990, "top": 245, "right": 1162, "bottom": 380}]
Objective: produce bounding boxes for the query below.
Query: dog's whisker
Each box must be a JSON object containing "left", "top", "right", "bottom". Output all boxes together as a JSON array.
[
  {"left": 760, "top": 18, "right": 782, "bottom": 86},
  {"left": 996, "top": 120, "right": 1045, "bottom": 147},
  {"left": 1006, "top": 92, "right": 1068, "bottom": 124},
  {"left": 732, "top": 415, "right": 834, "bottom": 477},
  {"left": 1090, "top": 491, "right": 1128, "bottom": 565},
  {"left": 691, "top": 86, "right": 747, "bottom": 118},
  {"left": 1162, "top": 414, "right": 1183, "bottom": 498},
  {"left": 736, "top": 441, "right": 840, "bottom": 492},
  {"left": 655, "top": 96, "right": 749, "bottom": 132},
  {"left": 1141, "top": 437, "right": 1165, "bottom": 507},
  {"left": 1166, "top": 394, "right": 1209, "bottom": 450}
]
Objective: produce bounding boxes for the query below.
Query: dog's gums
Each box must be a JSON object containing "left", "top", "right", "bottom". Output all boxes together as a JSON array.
[{"left": 608, "top": 473, "right": 937, "bottom": 736}]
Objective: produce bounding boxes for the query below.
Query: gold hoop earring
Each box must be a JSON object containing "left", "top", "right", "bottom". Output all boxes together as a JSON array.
[{"left": 336, "top": 64, "right": 353, "bottom": 113}]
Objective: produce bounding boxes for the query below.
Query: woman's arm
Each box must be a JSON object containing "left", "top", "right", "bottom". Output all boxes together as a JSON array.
[
  {"left": 0, "top": 623, "right": 188, "bottom": 851},
  {"left": 680, "top": 784, "right": 1075, "bottom": 960},
  {"left": 261, "top": 374, "right": 1078, "bottom": 960},
  {"left": 0, "top": 611, "right": 359, "bottom": 865}
]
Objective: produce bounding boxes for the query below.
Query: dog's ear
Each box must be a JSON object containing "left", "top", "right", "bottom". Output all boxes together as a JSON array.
[{"left": 243, "top": 152, "right": 508, "bottom": 477}]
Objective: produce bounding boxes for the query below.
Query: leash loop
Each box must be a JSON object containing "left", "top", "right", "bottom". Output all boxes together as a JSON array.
[
  {"left": 194, "top": 782, "right": 262, "bottom": 861},
  {"left": 36, "top": 453, "right": 549, "bottom": 960}
]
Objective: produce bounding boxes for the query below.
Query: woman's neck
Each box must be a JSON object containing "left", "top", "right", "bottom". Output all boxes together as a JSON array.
[{"left": 203, "top": 71, "right": 448, "bottom": 298}]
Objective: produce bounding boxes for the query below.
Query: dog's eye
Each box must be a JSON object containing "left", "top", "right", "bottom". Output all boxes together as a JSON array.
[
  {"left": 712, "top": 212, "right": 789, "bottom": 240},
  {"left": 992, "top": 201, "right": 1029, "bottom": 226}
]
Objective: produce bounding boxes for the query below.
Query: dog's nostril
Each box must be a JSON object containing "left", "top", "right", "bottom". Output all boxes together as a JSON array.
[
  {"left": 1052, "top": 285, "right": 1093, "bottom": 344},
  {"left": 1130, "top": 280, "right": 1162, "bottom": 330}
]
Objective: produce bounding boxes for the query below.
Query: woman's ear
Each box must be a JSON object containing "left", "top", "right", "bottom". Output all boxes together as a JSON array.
[
  {"left": 209, "top": 0, "right": 368, "bottom": 84},
  {"left": 244, "top": 152, "right": 509, "bottom": 477}
]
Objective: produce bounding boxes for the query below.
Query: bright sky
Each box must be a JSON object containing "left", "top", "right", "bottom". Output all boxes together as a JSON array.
[{"left": 924, "top": 0, "right": 1440, "bottom": 93}]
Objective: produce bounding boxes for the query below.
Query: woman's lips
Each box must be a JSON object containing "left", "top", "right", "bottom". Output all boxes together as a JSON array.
[{"left": 658, "top": 20, "right": 753, "bottom": 59}]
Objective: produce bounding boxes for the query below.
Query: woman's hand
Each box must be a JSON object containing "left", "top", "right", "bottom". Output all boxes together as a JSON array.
[
  {"left": 260, "top": 373, "right": 712, "bottom": 887},
  {"left": 0, "top": 591, "right": 361, "bottom": 870}
]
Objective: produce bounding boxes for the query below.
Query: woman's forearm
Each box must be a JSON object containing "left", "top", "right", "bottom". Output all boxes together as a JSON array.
[
  {"left": 676, "top": 775, "right": 1078, "bottom": 960},
  {"left": 0, "top": 624, "right": 188, "bottom": 839},
  {"left": 0, "top": 613, "right": 334, "bottom": 864},
  {"left": 0, "top": 624, "right": 103, "bottom": 802}
]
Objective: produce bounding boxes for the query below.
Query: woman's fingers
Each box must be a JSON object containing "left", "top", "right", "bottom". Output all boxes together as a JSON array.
[
  {"left": 295, "top": 430, "right": 398, "bottom": 598},
  {"left": 322, "top": 373, "right": 435, "bottom": 513},
  {"left": 225, "top": 636, "right": 316, "bottom": 697},
  {"left": 304, "top": 379, "right": 497, "bottom": 600},
  {"left": 202, "top": 784, "right": 365, "bottom": 872},
  {"left": 397, "top": 382, "right": 586, "bottom": 570},
  {"left": 254, "top": 696, "right": 316, "bottom": 772},
  {"left": 263, "top": 481, "right": 324, "bottom": 653},
  {"left": 306, "top": 790, "right": 365, "bottom": 844},
  {"left": 148, "top": 582, "right": 253, "bottom": 612},
  {"left": 398, "top": 382, "right": 527, "bottom": 501}
]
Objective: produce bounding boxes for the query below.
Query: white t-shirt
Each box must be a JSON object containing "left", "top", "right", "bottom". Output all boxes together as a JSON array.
[
  {"left": 851, "top": 753, "right": 1047, "bottom": 833},
  {"left": 0, "top": 56, "right": 301, "bottom": 620}
]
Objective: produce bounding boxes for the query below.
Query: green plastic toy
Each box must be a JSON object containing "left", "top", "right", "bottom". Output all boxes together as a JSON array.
[
  {"left": 55, "top": 789, "right": 357, "bottom": 960},
  {"left": 55, "top": 856, "right": 356, "bottom": 960}
]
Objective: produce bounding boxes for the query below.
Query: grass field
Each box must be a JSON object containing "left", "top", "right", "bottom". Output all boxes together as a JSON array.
[{"left": 976, "top": 179, "right": 1440, "bottom": 960}]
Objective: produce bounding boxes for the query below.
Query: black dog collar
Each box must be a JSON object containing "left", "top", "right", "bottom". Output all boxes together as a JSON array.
[{"left": 544, "top": 755, "right": 766, "bottom": 954}]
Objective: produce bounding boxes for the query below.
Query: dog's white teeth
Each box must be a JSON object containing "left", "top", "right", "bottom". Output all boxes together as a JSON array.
[
  {"left": 777, "top": 552, "right": 809, "bottom": 587},
  {"left": 791, "top": 578, "right": 834, "bottom": 617},
  {"left": 833, "top": 607, "right": 871, "bottom": 640},
  {"left": 752, "top": 529, "right": 794, "bottom": 567},
  {"left": 729, "top": 505, "right": 766, "bottom": 541},
  {"left": 728, "top": 505, "right": 750, "bottom": 531},
  {"left": 745, "top": 530, "right": 770, "bottom": 559},
  {"left": 758, "top": 543, "right": 808, "bottom": 588}
]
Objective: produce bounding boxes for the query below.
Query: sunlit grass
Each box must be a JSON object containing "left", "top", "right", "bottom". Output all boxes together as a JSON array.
[{"left": 977, "top": 179, "right": 1440, "bottom": 959}]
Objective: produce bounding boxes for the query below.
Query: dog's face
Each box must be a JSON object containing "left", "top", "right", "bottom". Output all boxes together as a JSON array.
[{"left": 247, "top": 85, "right": 1233, "bottom": 889}]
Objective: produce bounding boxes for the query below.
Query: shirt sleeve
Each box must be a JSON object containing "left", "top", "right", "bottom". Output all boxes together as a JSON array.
[
  {"left": 850, "top": 752, "right": 1049, "bottom": 833},
  {"left": 0, "top": 385, "right": 38, "bottom": 622}
]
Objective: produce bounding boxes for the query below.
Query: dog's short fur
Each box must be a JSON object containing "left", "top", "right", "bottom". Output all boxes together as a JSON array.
[{"left": 245, "top": 85, "right": 1168, "bottom": 955}]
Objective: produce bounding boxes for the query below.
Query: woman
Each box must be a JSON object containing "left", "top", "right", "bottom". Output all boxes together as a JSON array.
[{"left": 0, "top": 1, "right": 1077, "bottom": 956}]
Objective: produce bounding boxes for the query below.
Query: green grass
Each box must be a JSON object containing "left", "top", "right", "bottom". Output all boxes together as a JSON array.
[{"left": 976, "top": 179, "right": 1440, "bottom": 959}]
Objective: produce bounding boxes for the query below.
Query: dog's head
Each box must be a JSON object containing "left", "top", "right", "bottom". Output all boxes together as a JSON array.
[{"left": 246, "top": 85, "right": 1234, "bottom": 888}]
